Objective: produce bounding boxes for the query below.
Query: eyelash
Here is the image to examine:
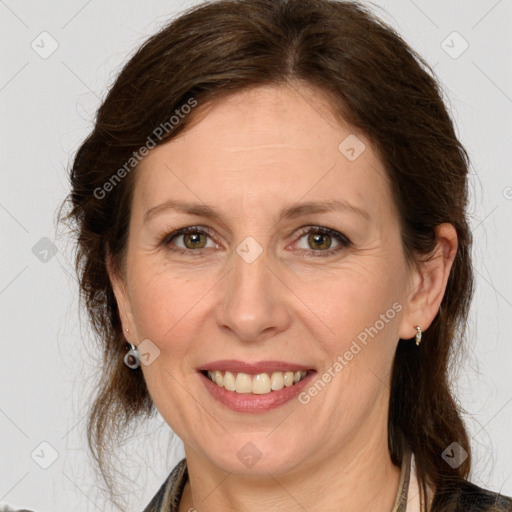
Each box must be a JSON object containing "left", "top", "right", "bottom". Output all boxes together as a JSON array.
[{"left": 160, "top": 225, "right": 352, "bottom": 258}]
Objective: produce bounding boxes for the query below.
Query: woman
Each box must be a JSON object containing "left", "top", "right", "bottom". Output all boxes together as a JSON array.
[{"left": 63, "top": 0, "right": 512, "bottom": 511}]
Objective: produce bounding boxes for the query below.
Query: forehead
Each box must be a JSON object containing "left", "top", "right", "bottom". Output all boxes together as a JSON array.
[{"left": 133, "top": 84, "right": 392, "bottom": 221}]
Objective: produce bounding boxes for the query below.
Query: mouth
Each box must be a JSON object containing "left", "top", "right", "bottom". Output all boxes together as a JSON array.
[
  {"left": 200, "top": 369, "right": 310, "bottom": 395},
  {"left": 196, "top": 360, "right": 317, "bottom": 412}
]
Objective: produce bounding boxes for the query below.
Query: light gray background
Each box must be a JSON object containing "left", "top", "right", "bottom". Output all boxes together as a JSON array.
[{"left": 1, "top": 0, "right": 511, "bottom": 510}]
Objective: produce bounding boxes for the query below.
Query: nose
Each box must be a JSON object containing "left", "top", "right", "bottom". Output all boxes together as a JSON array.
[{"left": 215, "top": 244, "right": 292, "bottom": 343}]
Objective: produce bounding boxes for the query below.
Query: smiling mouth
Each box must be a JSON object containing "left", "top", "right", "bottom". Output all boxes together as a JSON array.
[{"left": 201, "top": 369, "right": 310, "bottom": 395}]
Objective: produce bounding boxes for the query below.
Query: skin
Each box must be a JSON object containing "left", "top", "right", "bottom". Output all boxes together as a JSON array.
[{"left": 108, "top": 82, "right": 457, "bottom": 512}]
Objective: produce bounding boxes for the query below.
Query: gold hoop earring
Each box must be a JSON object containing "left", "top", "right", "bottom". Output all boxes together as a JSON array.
[{"left": 415, "top": 326, "right": 422, "bottom": 346}]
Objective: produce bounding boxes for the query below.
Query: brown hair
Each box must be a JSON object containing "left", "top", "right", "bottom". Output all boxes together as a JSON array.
[{"left": 62, "top": 0, "right": 474, "bottom": 507}]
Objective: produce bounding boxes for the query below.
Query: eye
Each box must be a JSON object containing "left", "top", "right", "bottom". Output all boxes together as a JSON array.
[
  {"left": 161, "top": 225, "right": 351, "bottom": 258},
  {"left": 293, "top": 226, "right": 351, "bottom": 257},
  {"left": 163, "top": 226, "right": 217, "bottom": 253}
]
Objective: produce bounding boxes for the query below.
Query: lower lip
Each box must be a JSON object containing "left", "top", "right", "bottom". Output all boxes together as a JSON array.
[{"left": 198, "top": 371, "right": 316, "bottom": 413}]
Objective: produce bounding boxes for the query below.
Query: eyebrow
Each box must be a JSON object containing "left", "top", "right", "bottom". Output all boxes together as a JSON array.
[{"left": 143, "top": 198, "right": 371, "bottom": 225}]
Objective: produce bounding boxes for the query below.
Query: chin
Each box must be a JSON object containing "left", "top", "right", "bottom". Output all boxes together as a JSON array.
[{"left": 202, "top": 436, "right": 307, "bottom": 477}]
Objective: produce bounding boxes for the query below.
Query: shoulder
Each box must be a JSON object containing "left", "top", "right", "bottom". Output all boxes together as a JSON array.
[
  {"left": 432, "top": 480, "right": 512, "bottom": 511},
  {"left": 458, "top": 481, "right": 512, "bottom": 511},
  {"left": 142, "top": 458, "right": 188, "bottom": 512}
]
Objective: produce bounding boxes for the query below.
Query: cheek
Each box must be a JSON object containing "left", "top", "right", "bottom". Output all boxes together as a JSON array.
[
  {"left": 300, "top": 274, "right": 402, "bottom": 406},
  {"left": 127, "top": 263, "right": 206, "bottom": 354},
  {"left": 299, "top": 264, "right": 403, "bottom": 344}
]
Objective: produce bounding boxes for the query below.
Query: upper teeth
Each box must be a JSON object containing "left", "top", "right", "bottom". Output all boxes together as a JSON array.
[{"left": 206, "top": 370, "right": 308, "bottom": 394}]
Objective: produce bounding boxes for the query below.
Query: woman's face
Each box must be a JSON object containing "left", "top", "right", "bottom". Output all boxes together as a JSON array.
[{"left": 112, "top": 84, "right": 420, "bottom": 476}]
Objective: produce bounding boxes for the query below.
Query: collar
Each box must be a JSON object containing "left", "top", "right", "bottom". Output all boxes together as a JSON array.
[
  {"left": 155, "top": 447, "right": 429, "bottom": 512},
  {"left": 392, "top": 445, "right": 427, "bottom": 512}
]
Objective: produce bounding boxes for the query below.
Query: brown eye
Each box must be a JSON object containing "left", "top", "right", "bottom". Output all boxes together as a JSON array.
[
  {"left": 182, "top": 231, "right": 208, "bottom": 249},
  {"left": 163, "top": 226, "right": 216, "bottom": 253},
  {"left": 307, "top": 232, "right": 332, "bottom": 251},
  {"left": 295, "top": 226, "right": 351, "bottom": 257}
]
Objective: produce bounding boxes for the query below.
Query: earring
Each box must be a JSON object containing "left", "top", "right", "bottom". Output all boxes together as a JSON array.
[
  {"left": 415, "top": 326, "right": 422, "bottom": 346},
  {"left": 124, "top": 342, "right": 140, "bottom": 369}
]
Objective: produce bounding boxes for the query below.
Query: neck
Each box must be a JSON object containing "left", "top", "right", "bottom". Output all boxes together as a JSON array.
[{"left": 179, "top": 419, "right": 402, "bottom": 512}]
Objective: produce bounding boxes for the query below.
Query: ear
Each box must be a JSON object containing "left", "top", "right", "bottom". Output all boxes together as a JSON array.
[
  {"left": 106, "top": 252, "right": 137, "bottom": 342},
  {"left": 398, "top": 223, "right": 458, "bottom": 340}
]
